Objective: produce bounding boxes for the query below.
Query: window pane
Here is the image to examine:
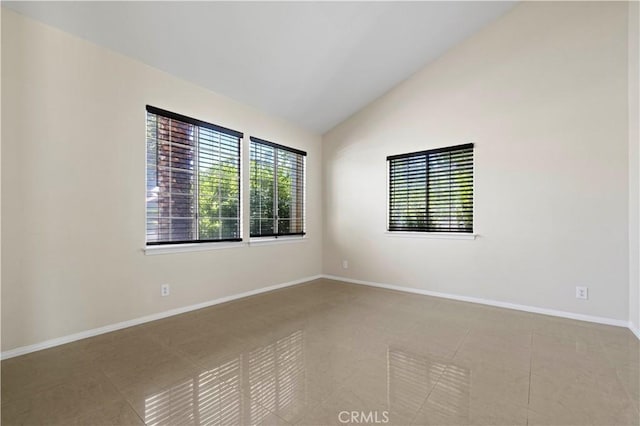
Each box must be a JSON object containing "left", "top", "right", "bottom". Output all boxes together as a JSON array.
[
  {"left": 158, "top": 116, "right": 196, "bottom": 242},
  {"left": 388, "top": 155, "right": 427, "bottom": 231},
  {"left": 250, "top": 138, "right": 306, "bottom": 237},
  {"left": 146, "top": 108, "right": 241, "bottom": 244},
  {"left": 388, "top": 145, "right": 473, "bottom": 233},
  {"left": 250, "top": 143, "right": 276, "bottom": 236},
  {"left": 146, "top": 113, "right": 159, "bottom": 242}
]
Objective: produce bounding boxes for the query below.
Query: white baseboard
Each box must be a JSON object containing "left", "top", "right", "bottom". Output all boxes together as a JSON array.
[
  {"left": 0, "top": 274, "right": 323, "bottom": 360},
  {"left": 3, "top": 273, "right": 636, "bottom": 360},
  {"left": 322, "top": 274, "right": 631, "bottom": 329}
]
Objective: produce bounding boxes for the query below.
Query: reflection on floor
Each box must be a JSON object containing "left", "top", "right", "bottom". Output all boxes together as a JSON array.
[
  {"left": 144, "top": 330, "right": 306, "bottom": 426},
  {"left": 1, "top": 278, "right": 639, "bottom": 425},
  {"left": 388, "top": 348, "right": 450, "bottom": 416}
]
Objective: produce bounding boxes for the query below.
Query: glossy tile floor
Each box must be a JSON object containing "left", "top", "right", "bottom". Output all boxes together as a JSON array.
[{"left": 2, "top": 279, "right": 639, "bottom": 426}]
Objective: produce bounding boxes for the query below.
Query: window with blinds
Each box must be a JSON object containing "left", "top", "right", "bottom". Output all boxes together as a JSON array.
[
  {"left": 388, "top": 143, "right": 474, "bottom": 233},
  {"left": 146, "top": 106, "right": 243, "bottom": 245},
  {"left": 250, "top": 137, "right": 306, "bottom": 238}
]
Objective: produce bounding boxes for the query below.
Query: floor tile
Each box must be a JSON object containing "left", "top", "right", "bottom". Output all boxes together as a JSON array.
[
  {"left": 1, "top": 278, "right": 638, "bottom": 426},
  {"left": 412, "top": 396, "right": 528, "bottom": 426},
  {"left": 453, "top": 332, "right": 531, "bottom": 373},
  {"left": 618, "top": 366, "right": 640, "bottom": 406},
  {"left": 529, "top": 372, "right": 639, "bottom": 426},
  {"left": 67, "top": 399, "right": 145, "bottom": 426},
  {"left": 1, "top": 343, "right": 95, "bottom": 404},
  {"left": 439, "top": 358, "right": 530, "bottom": 408},
  {"left": 1, "top": 371, "right": 121, "bottom": 425},
  {"left": 96, "top": 337, "right": 198, "bottom": 391}
]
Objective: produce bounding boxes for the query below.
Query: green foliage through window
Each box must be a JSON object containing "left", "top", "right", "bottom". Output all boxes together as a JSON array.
[
  {"left": 388, "top": 144, "right": 473, "bottom": 233},
  {"left": 250, "top": 138, "right": 306, "bottom": 237},
  {"left": 146, "top": 107, "right": 242, "bottom": 244}
]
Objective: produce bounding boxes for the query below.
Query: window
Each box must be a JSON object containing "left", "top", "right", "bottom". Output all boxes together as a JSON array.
[
  {"left": 250, "top": 137, "right": 306, "bottom": 238},
  {"left": 146, "top": 106, "right": 243, "bottom": 245},
  {"left": 388, "top": 143, "right": 474, "bottom": 233}
]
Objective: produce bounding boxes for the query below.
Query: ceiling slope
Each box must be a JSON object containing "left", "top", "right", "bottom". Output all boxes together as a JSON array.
[{"left": 3, "top": 1, "right": 516, "bottom": 133}]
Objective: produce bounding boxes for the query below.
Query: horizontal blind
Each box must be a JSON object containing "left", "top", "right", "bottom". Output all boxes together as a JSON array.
[
  {"left": 388, "top": 155, "right": 427, "bottom": 231},
  {"left": 250, "top": 137, "right": 306, "bottom": 238},
  {"left": 146, "top": 106, "right": 242, "bottom": 245},
  {"left": 250, "top": 142, "right": 276, "bottom": 236},
  {"left": 388, "top": 143, "right": 473, "bottom": 233}
]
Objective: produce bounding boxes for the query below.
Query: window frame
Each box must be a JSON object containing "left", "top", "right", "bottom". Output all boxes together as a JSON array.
[
  {"left": 386, "top": 143, "right": 475, "bottom": 235},
  {"left": 249, "top": 136, "right": 307, "bottom": 239},
  {"left": 145, "top": 105, "right": 244, "bottom": 246}
]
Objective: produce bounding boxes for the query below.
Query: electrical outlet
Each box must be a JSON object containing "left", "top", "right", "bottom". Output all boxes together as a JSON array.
[
  {"left": 342, "top": 260, "right": 349, "bottom": 269},
  {"left": 161, "top": 284, "right": 170, "bottom": 297},
  {"left": 575, "top": 286, "right": 588, "bottom": 300}
]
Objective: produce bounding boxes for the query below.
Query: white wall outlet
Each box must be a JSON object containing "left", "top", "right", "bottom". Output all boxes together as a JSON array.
[
  {"left": 575, "top": 286, "right": 588, "bottom": 300},
  {"left": 161, "top": 284, "right": 170, "bottom": 297},
  {"left": 342, "top": 260, "right": 349, "bottom": 269}
]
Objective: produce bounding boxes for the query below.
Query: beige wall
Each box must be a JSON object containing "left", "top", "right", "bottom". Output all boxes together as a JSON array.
[
  {"left": 1, "top": 9, "right": 322, "bottom": 351},
  {"left": 2, "top": 1, "right": 637, "bottom": 353},
  {"left": 323, "top": 2, "right": 630, "bottom": 321},
  {"left": 630, "top": 0, "right": 640, "bottom": 333}
]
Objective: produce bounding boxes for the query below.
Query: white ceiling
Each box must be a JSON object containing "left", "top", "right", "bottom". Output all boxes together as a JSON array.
[{"left": 4, "top": 1, "right": 516, "bottom": 133}]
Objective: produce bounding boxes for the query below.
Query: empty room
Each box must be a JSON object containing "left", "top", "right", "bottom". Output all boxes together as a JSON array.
[{"left": 1, "top": 1, "right": 639, "bottom": 425}]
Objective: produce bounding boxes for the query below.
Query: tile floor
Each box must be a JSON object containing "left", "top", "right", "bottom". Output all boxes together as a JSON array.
[{"left": 1, "top": 279, "right": 639, "bottom": 426}]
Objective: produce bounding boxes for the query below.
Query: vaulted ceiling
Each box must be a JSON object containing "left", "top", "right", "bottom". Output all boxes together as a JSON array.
[{"left": 4, "top": 1, "right": 516, "bottom": 133}]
